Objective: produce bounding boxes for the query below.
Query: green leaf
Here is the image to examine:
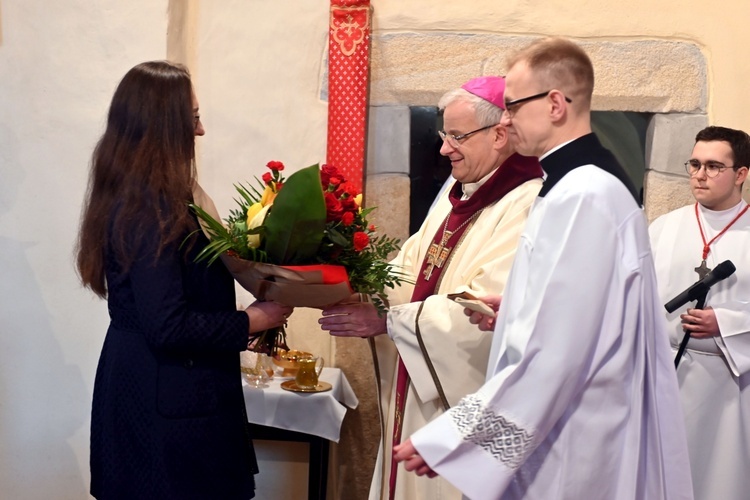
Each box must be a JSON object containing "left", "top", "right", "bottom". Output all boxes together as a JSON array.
[
  {"left": 189, "top": 204, "right": 229, "bottom": 240},
  {"left": 235, "top": 182, "right": 261, "bottom": 207},
  {"left": 263, "top": 164, "right": 326, "bottom": 264},
  {"left": 326, "top": 227, "right": 350, "bottom": 248}
]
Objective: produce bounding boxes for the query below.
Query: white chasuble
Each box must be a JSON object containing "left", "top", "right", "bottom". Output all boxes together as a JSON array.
[
  {"left": 411, "top": 161, "right": 693, "bottom": 499},
  {"left": 650, "top": 201, "right": 750, "bottom": 500},
  {"left": 368, "top": 175, "right": 542, "bottom": 500}
]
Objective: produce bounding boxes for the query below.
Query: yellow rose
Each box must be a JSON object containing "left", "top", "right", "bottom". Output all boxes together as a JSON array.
[
  {"left": 246, "top": 202, "right": 264, "bottom": 226},
  {"left": 354, "top": 193, "right": 363, "bottom": 212},
  {"left": 246, "top": 203, "right": 271, "bottom": 249}
]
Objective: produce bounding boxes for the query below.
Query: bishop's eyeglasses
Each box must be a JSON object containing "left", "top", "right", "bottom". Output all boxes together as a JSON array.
[
  {"left": 438, "top": 124, "right": 498, "bottom": 148},
  {"left": 684, "top": 159, "right": 735, "bottom": 178}
]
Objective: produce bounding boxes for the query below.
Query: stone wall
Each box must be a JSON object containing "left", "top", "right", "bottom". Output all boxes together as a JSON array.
[{"left": 366, "top": 35, "right": 710, "bottom": 225}]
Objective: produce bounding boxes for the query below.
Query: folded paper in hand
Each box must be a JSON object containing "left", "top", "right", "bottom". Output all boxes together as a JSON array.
[{"left": 447, "top": 291, "right": 496, "bottom": 317}]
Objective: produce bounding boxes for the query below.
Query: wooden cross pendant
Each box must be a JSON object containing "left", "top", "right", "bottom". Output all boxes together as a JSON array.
[{"left": 695, "top": 260, "right": 711, "bottom": 280}]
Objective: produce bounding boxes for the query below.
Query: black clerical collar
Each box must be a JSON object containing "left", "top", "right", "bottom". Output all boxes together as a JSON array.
[{"left": 538, "top": 133, "right": 640, "bottom": 204}]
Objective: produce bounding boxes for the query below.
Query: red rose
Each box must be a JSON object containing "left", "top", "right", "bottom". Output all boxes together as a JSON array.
[
  {"left": 324, "top": 192, "right": 344, "bottom": 222},
  {"left": 266, "top": 160, "right": 285, "bottom": 171},
  {"left": 353, "top": 231, "right": 369, "bottom": 252},
  {"left": 262, "top": 172, "right": 273, "bottom": 185},
  {"left": 369, "top": 224, "right": 376, "bottom": 232},
  {"left": 340, "top": 195, "right": 357, "bottom": 213},
  {"left": 320, "top": 164, "right": 345, "bottom": 189},
  {"left": 341, "top": 212, "right": 355, "bottom": 226}
]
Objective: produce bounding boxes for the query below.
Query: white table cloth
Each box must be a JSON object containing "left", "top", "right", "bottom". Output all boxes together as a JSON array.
[{"left": 242, "top": 367, "right": 358, "bottom": 442}]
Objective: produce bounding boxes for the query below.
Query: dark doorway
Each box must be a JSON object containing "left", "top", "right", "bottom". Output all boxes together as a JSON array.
[
  {"left": 408, "top": 107, "right": 451, "bottom": 235},
  {"left": 408, "top": 108, "right": 652, "bottom": 234}
]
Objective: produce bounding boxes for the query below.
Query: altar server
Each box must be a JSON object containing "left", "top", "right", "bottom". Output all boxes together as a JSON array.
[{"left": 650, "top": 125, "right": 750, "bottom": 500}]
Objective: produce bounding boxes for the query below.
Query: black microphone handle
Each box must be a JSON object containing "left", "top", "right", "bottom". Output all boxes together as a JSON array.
[{"left": 675, "top": 293, "right": 707, "bottom": 369}]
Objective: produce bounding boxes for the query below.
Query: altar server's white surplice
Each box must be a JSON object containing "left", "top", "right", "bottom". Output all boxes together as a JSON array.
[{"left": 650, "top": 201, "right": 750, "bottom": 500}]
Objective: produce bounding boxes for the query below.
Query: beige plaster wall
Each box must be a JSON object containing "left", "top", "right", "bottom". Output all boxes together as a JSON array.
[
  {"left": 1, "top": 0, "right": 748, "bottom": 498},
  {"left": 0, "top": 1, "right": 170, "bottom": 498}
]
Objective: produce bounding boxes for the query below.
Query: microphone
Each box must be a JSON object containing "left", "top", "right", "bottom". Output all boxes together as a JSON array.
[{"left": 665, "top": 260, "right": 736, "bottom": 313}]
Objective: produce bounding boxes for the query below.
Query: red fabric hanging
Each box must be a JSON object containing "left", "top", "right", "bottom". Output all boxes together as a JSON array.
[{"left": 327, "top": 1, "right": 372, "bottom": 195}]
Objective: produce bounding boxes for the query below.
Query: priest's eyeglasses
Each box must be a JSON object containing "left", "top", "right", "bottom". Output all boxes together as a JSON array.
[
  {"left": 503, "top": 90, "right": 572, "bottom": 118},
  {"left": 684, "top": 159, "right": 735, "bottom": 178},
  {"left": 438, "top": 124, "right": 497, "bottom": 148}
]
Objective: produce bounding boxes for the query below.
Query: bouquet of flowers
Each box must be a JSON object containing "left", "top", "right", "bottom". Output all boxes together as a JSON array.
[{"left": 190, "top": 161, "right": 408, "bottom": 353}]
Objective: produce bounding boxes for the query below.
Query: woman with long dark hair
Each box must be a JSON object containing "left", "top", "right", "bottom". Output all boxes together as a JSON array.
[{"left": 76, "top": 61, "right": 290, "bottom": 499}]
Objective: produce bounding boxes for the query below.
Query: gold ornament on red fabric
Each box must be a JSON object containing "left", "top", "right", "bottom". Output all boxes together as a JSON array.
[{"left": 327, "top": 1, "right": 371, "bottom": 195}]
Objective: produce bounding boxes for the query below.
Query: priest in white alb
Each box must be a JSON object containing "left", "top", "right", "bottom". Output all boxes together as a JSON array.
[
  {"left": 649, "top": 125, "right": 750, "bottom": 500},
  {"left": 319, "top": 76, "right": 543, "bottom": 499},
  {"left": 394, "top": 37, "right": 693, "bottom": 500}
]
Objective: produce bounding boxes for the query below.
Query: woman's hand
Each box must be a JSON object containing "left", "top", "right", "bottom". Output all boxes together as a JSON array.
[{"left": 245, "top": 301, "right": 293, "bottom": 333}]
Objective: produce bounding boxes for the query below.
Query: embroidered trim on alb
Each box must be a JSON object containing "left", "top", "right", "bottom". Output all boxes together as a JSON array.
[{"left": 449, "top": 395, "right": 534, "bottom": 471}]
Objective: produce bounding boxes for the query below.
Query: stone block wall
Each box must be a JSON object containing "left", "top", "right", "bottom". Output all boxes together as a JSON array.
[
  {"left": 365, "top": 34, "right": 710, "bottom": 225},
  {"left": 644, "top": 113, "right": 709, "bottom": 221}
]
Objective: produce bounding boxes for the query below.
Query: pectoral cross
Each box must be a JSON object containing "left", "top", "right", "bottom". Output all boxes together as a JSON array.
[
  {"left": 695, "top": 260, "right": 711, "bottom": 280},
  {"left": 423, "top": 230, "right": 453, "bottom": 280}
]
